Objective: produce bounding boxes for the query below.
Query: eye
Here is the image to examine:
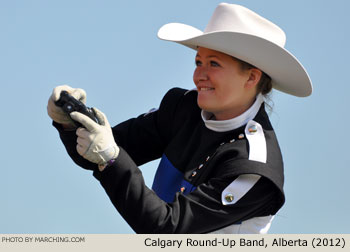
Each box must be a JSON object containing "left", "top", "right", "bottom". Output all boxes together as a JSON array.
[
  {"left": 195, "top": 60, "right": 202, "bottom": 67},
  {"left": 210, "top": 60, "right": 221, "bottom": 67}
]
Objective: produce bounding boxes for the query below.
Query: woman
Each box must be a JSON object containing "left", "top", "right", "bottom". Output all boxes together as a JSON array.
[{"left": 47, "top": 3, "right": 312, "bottom": 233}]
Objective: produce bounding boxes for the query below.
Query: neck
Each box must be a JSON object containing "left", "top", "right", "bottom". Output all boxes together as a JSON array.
[
  {"left": 213, "top": 97, "right": 256, "bottom": 121},
  {"left": 212, "top": 96, "right": 256, "bottom": 121},
  {"left": 201, "top": 94, "right": 264, "bottom": 132}
]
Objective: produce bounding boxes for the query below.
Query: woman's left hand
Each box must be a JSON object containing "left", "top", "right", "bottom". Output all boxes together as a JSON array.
[{"left": 70, "top": 108, "right": 119, "bottom": 170}]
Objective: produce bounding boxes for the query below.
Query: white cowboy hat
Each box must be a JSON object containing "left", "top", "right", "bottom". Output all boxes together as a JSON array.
[{"left": 157, "top": 3, "right": 312, "bottom": 97}]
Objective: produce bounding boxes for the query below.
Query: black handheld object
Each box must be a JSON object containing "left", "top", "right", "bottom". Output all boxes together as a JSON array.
[{"left": 55, "top": 90, "right": 100, "bottom": 127}]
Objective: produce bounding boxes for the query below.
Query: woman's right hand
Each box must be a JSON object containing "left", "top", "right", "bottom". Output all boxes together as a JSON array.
[{"left": 47, "top": 85, "right": 87, "bottom": 128}]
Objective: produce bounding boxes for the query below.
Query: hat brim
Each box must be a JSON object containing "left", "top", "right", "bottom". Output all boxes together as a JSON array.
[{"left": 158, "top": 23, "right": 312, "bottom": 97}]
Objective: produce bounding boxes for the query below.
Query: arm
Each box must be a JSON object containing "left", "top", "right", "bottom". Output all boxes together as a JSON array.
[
  {"left": 110, "top": 88, "right": 185, "bottom": 166},
  {"left": 53, "top": 88, "right": 185, "bottom": 170},
  {"left": 93, "top": 148, "right": 280, "bottom": 233}
]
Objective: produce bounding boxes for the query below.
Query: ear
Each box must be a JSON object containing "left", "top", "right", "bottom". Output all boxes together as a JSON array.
[{"left": 245, "top": 68, "right": 262, "bottom": 89}]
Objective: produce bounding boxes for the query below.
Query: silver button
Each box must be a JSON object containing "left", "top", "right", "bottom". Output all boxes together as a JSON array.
[
  {"left": 191, "top": 171, "right": 197, "bottom": 177},
  {"left": 198, "top": 164, "right": 204, "bottom": 169},
  {"left": 238, "top": 134, "right": 245, "bottom": 139}
]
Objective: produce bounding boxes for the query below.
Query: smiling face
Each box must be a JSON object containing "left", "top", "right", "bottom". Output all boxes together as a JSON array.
[{"left": 193, "top": 47, "right": 261, "bottom": 120}]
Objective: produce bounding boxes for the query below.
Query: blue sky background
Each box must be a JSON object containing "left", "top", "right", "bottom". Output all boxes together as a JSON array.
[{"left": 1, "top": 0, "right": 349, "bottom": 234}]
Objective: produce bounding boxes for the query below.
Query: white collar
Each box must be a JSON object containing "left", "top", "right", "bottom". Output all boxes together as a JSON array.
[{"left": 201, "top": 94, "right": 264, "bottom": 132}]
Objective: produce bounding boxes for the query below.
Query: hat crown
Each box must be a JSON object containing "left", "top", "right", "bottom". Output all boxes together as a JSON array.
[{"left": 204, "top": 3, "right": 286, "bottom": 48}]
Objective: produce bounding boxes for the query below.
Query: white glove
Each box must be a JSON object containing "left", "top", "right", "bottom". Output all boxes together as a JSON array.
[
  {"left": 70, "top": 108, "right": 120, "bottom": 170},
  {"left": 47, "top": 85, "right": 87, "bottom": 127}
]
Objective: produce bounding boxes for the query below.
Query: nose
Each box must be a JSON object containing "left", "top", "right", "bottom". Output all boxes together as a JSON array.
[{"left": 193, "top": 66, "right": 209, "bottom": 84}]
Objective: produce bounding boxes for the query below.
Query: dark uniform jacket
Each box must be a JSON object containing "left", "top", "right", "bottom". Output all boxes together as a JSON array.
[{"left": 54, "top": 88, "right": 285, "bottom": 233}]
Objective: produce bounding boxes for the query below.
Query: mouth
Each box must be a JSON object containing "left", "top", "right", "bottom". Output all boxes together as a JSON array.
[{"left": 198, "top": 87, "right": 215, "bottom": 91}]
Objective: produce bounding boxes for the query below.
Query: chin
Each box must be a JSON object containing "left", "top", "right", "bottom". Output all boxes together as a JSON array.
[
  {"left": 197, "top": 101, "right": 215, "bottom": 113},
  {"left": 197, "top": 97, "right": 211, "bottom": 109}
]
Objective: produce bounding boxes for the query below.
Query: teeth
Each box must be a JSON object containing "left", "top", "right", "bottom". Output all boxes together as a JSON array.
[{"left": 200, "top": 87, "right": 214, "bottom": 91}]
